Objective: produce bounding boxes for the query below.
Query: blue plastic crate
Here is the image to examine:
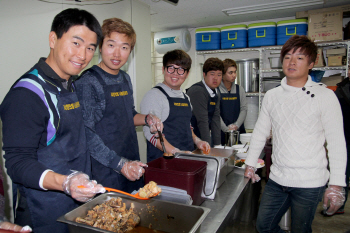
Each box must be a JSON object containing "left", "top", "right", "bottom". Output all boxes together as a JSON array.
[
  {"left": 196, "top": 28, "right": 221, "bottom": 51},
  {"left": 248, "top": 22, "right": 276, "bottom": 47},
  {"left": 221, "top": 24, "right": 247, "bottom": 49},
  {"left": 277, "top": 19, "right": 308, "bottom": 45}
]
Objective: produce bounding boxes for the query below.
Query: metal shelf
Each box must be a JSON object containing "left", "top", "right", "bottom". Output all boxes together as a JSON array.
[{"left": 196, "top": 40, "right": 350, "bottom": 112}]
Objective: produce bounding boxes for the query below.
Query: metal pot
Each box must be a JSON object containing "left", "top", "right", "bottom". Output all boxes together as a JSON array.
[
  {"left": 225, "top": 130, "right": 240, "bottom": 146},
  {"left": 236, "top": 58, "right": 259, "bottom": 93}
]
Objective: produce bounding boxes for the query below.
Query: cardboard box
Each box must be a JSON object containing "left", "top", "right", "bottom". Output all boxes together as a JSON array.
[
  {"left": 314, "top": 48, "right": 325, "bottom": 67},
  {"left": 296, "top": 4, "right": 350, "bottom": 18},
  {"left": 326, "top": 48, "right": 346, "bottom": 56},
  {"left": 321, "top": 75, "right": 344, "bottom": 86},
  {"left": 328, "top": 56, "right": 343, "bottom": 66},
  {"left": 308, "top": 11, "right": 343, "bottom": 42}
]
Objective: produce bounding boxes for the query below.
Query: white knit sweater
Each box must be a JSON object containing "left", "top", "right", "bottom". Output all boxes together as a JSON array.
[{"left": 245, "top": 76, "right": 347, "bottom": 188}]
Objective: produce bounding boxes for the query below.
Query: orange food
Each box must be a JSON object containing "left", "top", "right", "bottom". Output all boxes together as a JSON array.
[{"left": 202, "top": 147, "right": 210, "bottom": 155}]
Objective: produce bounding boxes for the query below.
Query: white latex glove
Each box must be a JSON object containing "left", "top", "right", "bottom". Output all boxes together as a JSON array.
[
  {"left": 146, "top": 114, "right": 163, "bottom": 133},
  {"left": 244, "top": 165, "right": 261, "bottom": 183},
  {"left": 194, "top": 136, "right": 211, "bottom": 154},
  {"left": 322, "top": 185, "right": 346, "bottom": 215},
  {"left": 121, "top": 160, "right": 147, "bottom": 181},
  {"left": 0, "top": 220, "right": 32, "bottom": 232},
  {"left": 228, "top": 124, "right": 238, "bottom": 131},
  {"left": 62, "top": 171, "right": 105, "bottom": 202},
  {"left": 170, "top": 147, "right": 192, "bottom": 155}
]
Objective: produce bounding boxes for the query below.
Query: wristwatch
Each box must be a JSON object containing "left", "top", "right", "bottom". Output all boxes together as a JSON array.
[{"left": 145, "top": 114, "right": 149, "bottom": 127}]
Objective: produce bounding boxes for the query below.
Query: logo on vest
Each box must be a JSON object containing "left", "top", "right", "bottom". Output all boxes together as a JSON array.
[
  {"left": 111, "top": 91, "right": 128, "bottom": 97},
  {"left": 63, "top": 101, "right": 80, "bottom": 110},
  {"left": 210, "top": 102, "right": 216, "bottom": 105},
  {"left": 174, "top": 103, "right": 189, "bottom": 107},
  {"left": 222, "top": 97, "right": 237, "bottom": 100}
]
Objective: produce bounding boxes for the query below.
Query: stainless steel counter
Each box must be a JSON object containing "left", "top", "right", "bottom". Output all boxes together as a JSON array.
[{"left": 199, "top": 167, "right": 252, "bottom": 233}]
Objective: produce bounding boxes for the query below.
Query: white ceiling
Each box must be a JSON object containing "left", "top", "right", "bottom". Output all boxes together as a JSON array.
[{"left": 137, "top": 0, "right": 350, "bottom": 32}]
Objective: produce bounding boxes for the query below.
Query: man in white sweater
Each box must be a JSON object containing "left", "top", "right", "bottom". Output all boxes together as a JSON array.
[{"left": 244, "top": 35, "right": 347, "bottom": 232}]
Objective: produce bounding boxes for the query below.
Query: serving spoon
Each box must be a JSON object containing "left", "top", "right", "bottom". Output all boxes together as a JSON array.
[{"left": 77, "top": 186, "right": 159, "bottom": 200}]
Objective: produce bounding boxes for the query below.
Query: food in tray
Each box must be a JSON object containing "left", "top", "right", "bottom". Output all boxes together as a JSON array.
[
  {"left": 138, "top": 181, "right": 162, "bottom": 198},
  {"left": 75, "top": 197, "right": 140, "bottom": 233},
  {"left": 234, "top": 159, "right": 265, "bottom": 168},
  {"left": 202, "top": 147, "right": 210, "bottom": 155},
  {"left": 163, "top": 152, "right": 173, "bottom": 157},
  {"left": 235, "top": 159, "right": 245, "bottom": 167}
]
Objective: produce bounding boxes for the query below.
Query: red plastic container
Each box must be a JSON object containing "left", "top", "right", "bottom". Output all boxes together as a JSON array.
[{"left": 145, "top": 157, "right": 207, "bottom": 206}]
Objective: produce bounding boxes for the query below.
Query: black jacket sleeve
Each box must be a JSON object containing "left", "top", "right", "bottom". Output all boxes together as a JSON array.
[{"left": 1, "top": 88, "right": 49, "bottom": 190}]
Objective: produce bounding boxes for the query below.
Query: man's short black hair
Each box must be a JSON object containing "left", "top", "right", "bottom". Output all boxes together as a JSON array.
[{"left": 51, "top": 8, "right": 102, "bottom": 44}]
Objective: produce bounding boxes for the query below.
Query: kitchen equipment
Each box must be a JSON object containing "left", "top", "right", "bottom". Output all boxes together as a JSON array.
[
  {"left": 225, "top": 130, "right": 240, "bottom": 146},
  {"left": 144, "top": 157, "right": 207, "bottom": 205},
  {"left": 240, "top": 133, "right": 252, "bottom": 145},
  {"left": 158, "top": 130, "right": 173, "bottom": 159},
  {"left": 57, "top": 192, "right": 210, "bottom": 233},
  {"left": 277, "top": 19, "right": 308, "bottom": 45},
  {"left": 195, "top": 28, "right": 221, "bottom": 51},
  {"left": 175, "top": 153, "right": 221, "bottom": 200},
  {"left": 77, "top": 186, "right": 157, "bottom": 200},
  {"left": 248, "top": 22, "right": 277, "bottom": 47},
  {"left": 221, "top": 24, "right": 248, "bottom": 49},
  {"left": 236, "top": 152, "right": 248, "bottom": 159},
  {"left": 268, "top": 57, "right": 282, "bottom": 69},
  {"left": 236, "top": 58, "right": 259, "bottom": 93},
  {"left": 262, "top": 78, "right": 281, "bottom": 92},
  {"left": 148, "top": 185, "right": 193, "bottom": 205},
  {"left": 191, "top": 147, "right": 236, "bottom": 188}
]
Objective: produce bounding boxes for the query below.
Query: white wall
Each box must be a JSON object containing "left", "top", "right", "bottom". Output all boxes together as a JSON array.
[{"left": 0, "top": 0, "right": 151, "bottom": 221}]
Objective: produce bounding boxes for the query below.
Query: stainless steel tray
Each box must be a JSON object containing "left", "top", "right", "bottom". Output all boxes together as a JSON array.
[{"left": 57, "top": 192, "right": 210, "bottom": 233}]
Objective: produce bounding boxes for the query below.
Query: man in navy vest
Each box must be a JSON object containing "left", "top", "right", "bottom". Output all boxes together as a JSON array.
[
  {"left": 187, "top": 58, "right": 224, "bottom": 147},
  {"left": 0, "top": 9, "right": 105, "bottom": 233},
  {"left": 141, "top": 49, "right": 210, "bottom": 162}
]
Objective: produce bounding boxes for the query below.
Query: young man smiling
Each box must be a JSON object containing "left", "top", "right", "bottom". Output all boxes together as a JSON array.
[
  {"left": 0, "top": 9, "right": 105, "bottom": 233},
  {"left": 75, "top": 18, "right": 162, "bottom": 193},
  {"left": 244, "top": 35, "right": 347, "bottom": 232},
  {"left": 186, "top": 57, "right": 224, "bottom": 146},
  {"left": 141, "top": 49, "right": 210, "bottom": 162}
]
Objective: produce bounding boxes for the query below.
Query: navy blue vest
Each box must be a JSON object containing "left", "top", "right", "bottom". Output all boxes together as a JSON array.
[
  {"left": 189, "top": 82, "right": 218, "bottom": 143},
  {"left": 147, "top": 86, "right": 194, "bottom": 162},
  {"left": 13, "top": 69, "right": 90, "bottom": 233},
  {"left": 218, "top": 84, "right": 246, "bottom": 145},
  {"left": 89, "top": 68, "right": 143, "bottom": 193}
]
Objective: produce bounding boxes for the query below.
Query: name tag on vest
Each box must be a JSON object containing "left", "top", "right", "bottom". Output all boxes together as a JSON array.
[
  {"left": 174, "top": 103, "right": 189, "bottom": 107},
  {"left": 210, "top": 102, "right": 216, "bottom": 105},
  {"left": 111, "top": 91, "right": 128, "bottom": 97},
  {"left": 222, "top": 97, "right": 237, "bottom": 100},
  {"left": 63, "top": 101, "right": 80, "bottom": 110}
]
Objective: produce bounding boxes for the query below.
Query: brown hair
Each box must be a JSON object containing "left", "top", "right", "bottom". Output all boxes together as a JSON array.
[
  {"left": 163, "top": 49, "right": 192, "bottom": 70},
  {"left": 100, "top": 18, "right": 136, "bottom": 51},
  {"left": 280, "top": 35, "right": 317, "bottom": 64},
  {"left": 223, "top": 58, "right": 237, "bottom": 74},
  {"left": 203, "top": 57, "right": 224, "bottom": 75}
]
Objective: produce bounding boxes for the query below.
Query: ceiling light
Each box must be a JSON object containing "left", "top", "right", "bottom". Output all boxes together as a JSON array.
[{"left": 222, "top": 0, "right": 324, "bottom": 16}]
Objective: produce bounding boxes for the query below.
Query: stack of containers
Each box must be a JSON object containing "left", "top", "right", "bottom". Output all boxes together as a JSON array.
[
  {"left": 248, "top": 22, "right": 276, "bottom": 47},
  {"left": 220, "top": 24, "right": 248, "bottom": 49},
  {"left": 195, "top": 27, "right": 221, "bottom": 51},
  {"left": 276, "top": 19, "right": 308, "bottom": 45}
]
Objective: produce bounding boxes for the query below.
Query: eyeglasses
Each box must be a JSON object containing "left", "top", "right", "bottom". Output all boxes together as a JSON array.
[{"left": 166, "top": 65, "right": 187, "bottom": 75}]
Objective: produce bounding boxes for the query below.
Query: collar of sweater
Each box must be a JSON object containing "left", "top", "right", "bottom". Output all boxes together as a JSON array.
[{"left": 277, "top": 75, "right": 318, "bottom": 104}]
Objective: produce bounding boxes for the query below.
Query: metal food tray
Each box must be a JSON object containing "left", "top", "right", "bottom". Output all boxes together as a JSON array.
[
  {"left": 57, "top": 192, "right": 210, "bottom": 233},
  {"left": 192, "top": 147, "right": 236, "bottom": 175}
]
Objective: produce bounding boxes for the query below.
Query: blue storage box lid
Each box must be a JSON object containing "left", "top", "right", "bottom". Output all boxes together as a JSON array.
[
  {"left": 248, "top": 22, "right": 276, "bottom": 29},
  {"left": 221, "top": 24, "right": 247, "bottom": 31},
  {"left": 277, "top": 19, "right": 307, "bottom": 26},
  {"left": 196, "top": 27, "right": 220, "bottom": 33}
]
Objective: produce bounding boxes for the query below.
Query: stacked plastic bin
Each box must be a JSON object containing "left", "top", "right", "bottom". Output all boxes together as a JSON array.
[
  {"left": 220, "top": 24, "right": 248, "bottom": 49},
  {"left": 276, "top": 19, "right": 308, "bottom": 45},
  {"left": 195, "top": 27, "right": 221, "bottom": 50},
  {"left": 248, "top": 22, "right": 277, "bottom": 47}
]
